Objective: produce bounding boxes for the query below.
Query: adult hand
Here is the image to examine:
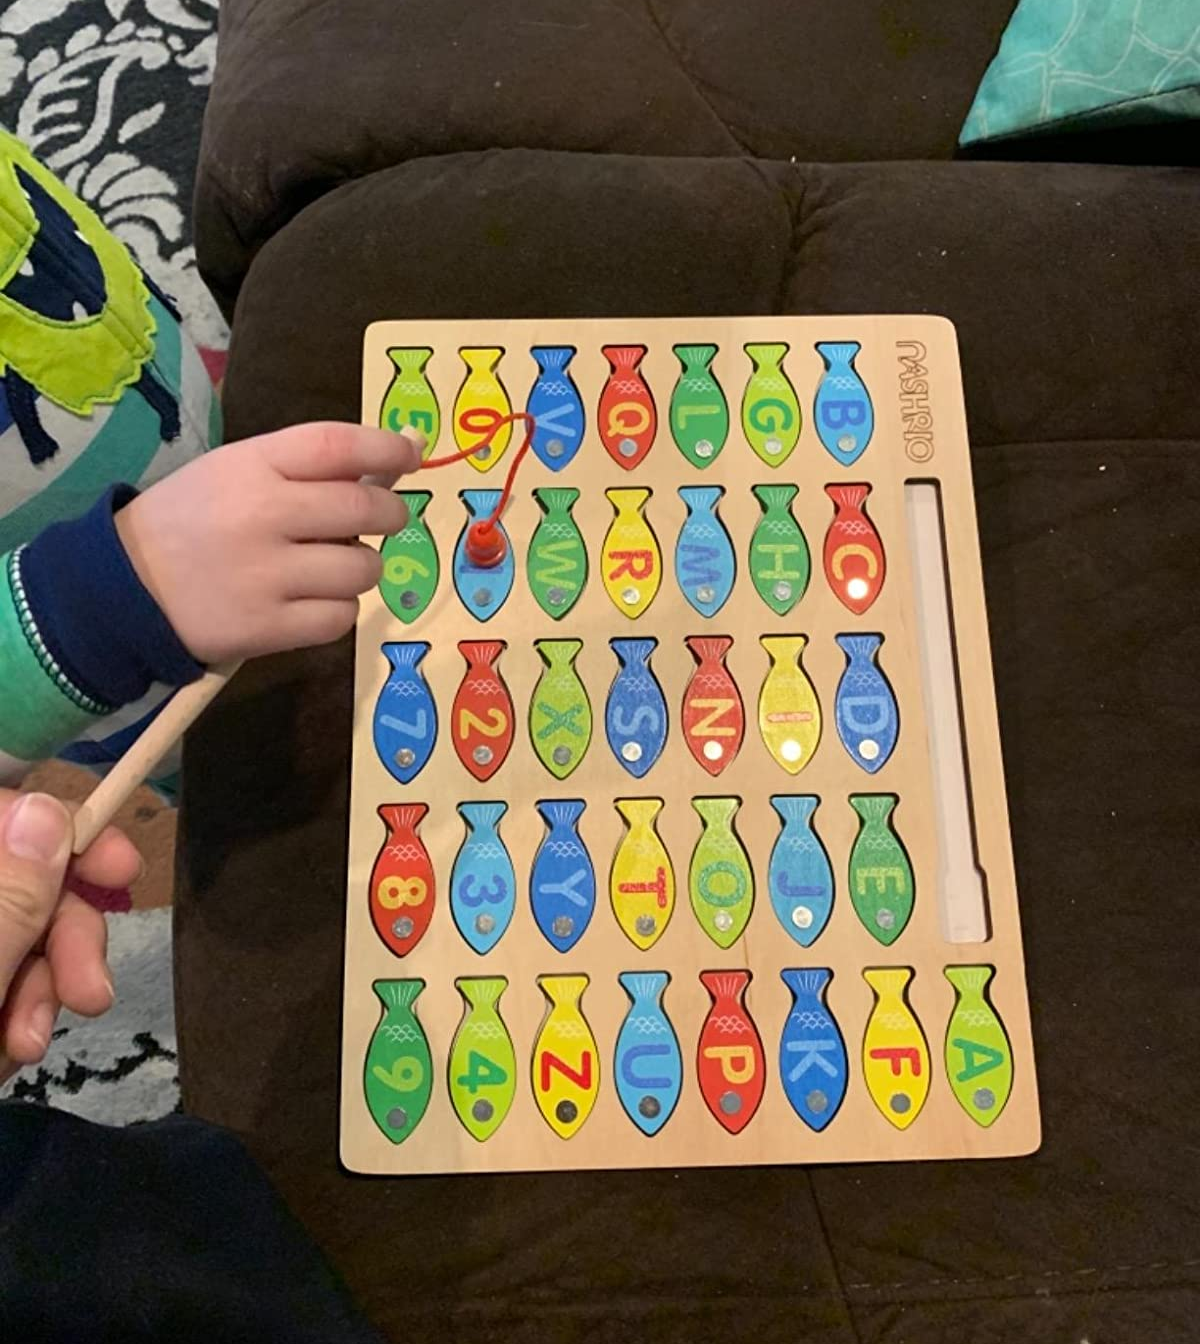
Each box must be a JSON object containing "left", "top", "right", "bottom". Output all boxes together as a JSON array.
[{"left": 0, "top": 791, "right": 142, "bottom": 1085}]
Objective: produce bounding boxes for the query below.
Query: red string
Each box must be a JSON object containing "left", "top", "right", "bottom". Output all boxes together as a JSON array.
[{"left": 418, "top": 411, "right": 534, "bottom": 567}]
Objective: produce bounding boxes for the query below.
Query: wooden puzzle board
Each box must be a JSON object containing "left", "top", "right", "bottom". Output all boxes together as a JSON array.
[{"left": 341, "top": 315, "right": 1040, "bottom": 1175}]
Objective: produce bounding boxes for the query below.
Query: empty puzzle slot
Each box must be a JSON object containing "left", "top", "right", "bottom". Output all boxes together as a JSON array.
[{"left": 903, "top": 480, "right": 991, "bottom": 944}]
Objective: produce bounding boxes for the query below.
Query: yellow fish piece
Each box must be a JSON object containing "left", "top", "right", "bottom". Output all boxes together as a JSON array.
[
  {"left": 610, "top": 798, "right": 675, "bottom": 950},
  {"left": 533, "top": 974, "right": 599, "bottom": 1139},
  {"left": 602, "top": 488, "right": 661, "bottom": 619},
  {"left": 453, "top": 346, "right": 512, "bottom": 472},
  {"left": 862, "top": 967, "right": 929, "bottom": 1130},
  {"left": 758, "top": 635, "right": 822, "bottom": 773}
]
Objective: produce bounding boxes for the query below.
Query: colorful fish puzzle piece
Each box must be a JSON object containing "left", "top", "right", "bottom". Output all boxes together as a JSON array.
[
  {"left": 531, "top": 800, "right": 596, "bottom": 953},
  {"left": 758, "top": 635, "right": 821, "bottom": 773},
  {"left": 682, "top": 635, "right": 745, "bottom": 775},
  {"left": 615, "top": 971, "right": 682, "bottom": 1136},
  {"left": 605, "top": 637, "right": 668, "bottom": 778},
  {"left": 365, "top": 979, "right": 432, "bottom": 1144},
  {"left": 533, "top": 975, "right": 599, "bottom": 1139},
  {"left": 453, "top": 490, "right": 514, "bottom": 620},
  {"left": 944, "top": 965, "right": 1013, "bottom": 1126},
  {"left": 670, "top": 344, "right": 728, "bottom": 467},
  {"left": 749, "top": 483, "right": 810, "bottom": 616},
  {"left": 373, "top": 642, "right": 436, "bottom": 784},
  {"left": 834, "top": 634, "right": 899, "bottom": 773},
  {"left": 450, "top": 802, "right": 516, "bottom": 954},
  {"left": 814, "top": 341, "right": 873, "bottom": 466},
  {"left": 379, "top": 346, "right": 439, "bottom": 452},
  {"left": 742, "top": 343, "right": 801, "bottom": 467},
  {"left": 369, "top": 804, "right": 435, "bottom": 958},
  {"left": 611, "top": 798, "right": 675, "bottom": 950},
  {"left": 530, "top": 638, "right": 592, "bottom": 779},
  {"left": 602, "top": 487, "right": 662, "bottom": 618},
  {"left": 848, "top": 794, "right": 914, "bottom": 945},
  {"left": 779, "top": 968, "right": 848, "bottom": 1131},
  {"left": 675, "top": 485, "right": 735, "bottom": 618},
  {"left": 454, "top": 346, "right": 512, "bottom": 471},
  {"left": 527, "top": 345, "right": 585, "bottom": 470},
  {"left": 451, "top": 640, "right": 514, "bottom": 780},
  {"left": 863, "top": 967, "right": 929, "bottom": 1129},
  {"left": 768, "top": 795, "right": 834, "bottom": 946},
  {"left": 379, "top": 490, "right": 439, "bottom": 623},
  {"left": 698, "top": 970, "right": 765, "bottom": 1134},
  {"left": 599, "top": 345, "right": 656, "bottom": 468},
  {"left": 823, "top": 484, "right": 885, "bottom": 615},
  {"left": 689, "top": 797, "right": 754, "bottom": 949},
  {"left": 449, "top": 976, "right": 516, "bottom": 1141},
  {"left": 528, "top": 486, "right": 587, "bottom": 619}
]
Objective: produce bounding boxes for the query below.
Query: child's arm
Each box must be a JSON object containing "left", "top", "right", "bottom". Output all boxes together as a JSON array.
[{"left": 0, "top": 423, "right": 422, "bottom": 782}]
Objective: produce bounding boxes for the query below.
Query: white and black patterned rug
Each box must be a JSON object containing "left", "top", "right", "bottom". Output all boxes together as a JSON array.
[{"left": 0, "top": 0, "right": 225, "bottom": 1124}]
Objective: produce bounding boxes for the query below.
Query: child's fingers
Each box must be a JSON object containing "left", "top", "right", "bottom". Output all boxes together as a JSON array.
[
  {"left": 260, "top": 423, "right": 424, "bottom": 483},
  {"left": 0, "top": 953, "right": 59, "bottom": 1068},
  {"left": 277, "top": 598, "right": 362, "bottom": 651},
  {"left": 284, "top": 543, "right": 383, "bottom": 600},
  {"left": 283, "top": 481, "right": 408, "bottom": 541},
  {"left": 45, "top": 892, "right": 112, "bottom": 1018}
]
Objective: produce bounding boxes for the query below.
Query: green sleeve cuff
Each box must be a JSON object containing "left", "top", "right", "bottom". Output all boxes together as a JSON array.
[{"left": 0, "top": 548, "right": 108, "bottom": 761}]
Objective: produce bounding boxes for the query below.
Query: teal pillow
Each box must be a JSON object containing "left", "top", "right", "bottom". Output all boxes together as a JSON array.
[{"left": 961, "top": 0, "right": 1200, "bottom": 144}]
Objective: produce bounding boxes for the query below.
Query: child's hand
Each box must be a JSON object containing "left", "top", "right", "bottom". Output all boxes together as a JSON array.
[{"left": 116, "top": 423, "right": 423, "bottom": 664}]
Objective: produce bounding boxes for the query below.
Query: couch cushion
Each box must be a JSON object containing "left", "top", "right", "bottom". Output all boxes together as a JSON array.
[
  {"left": 197, "top": 0, "right": 1019, "bottom": 313},
  {"left": 179, "top": 149, "right": 1200, "bottom": 1340}
]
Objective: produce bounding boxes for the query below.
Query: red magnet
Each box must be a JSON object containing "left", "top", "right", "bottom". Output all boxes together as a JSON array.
[
  {"left": 370, "top": 804, "right": 435, "bottom": 957},
  {"left": 697, "top": 970, "right": 765, "bottom": 1134},
  {"left": 599, "top": 345, "right": 657, "bottom": 470},
  {"left": 823, "top": 484, "right": 885, "bottom": 615},
  {"left": 682, "top": 636, "right": 744, "bottom": 777},
  {"left": 452, "top": 640, "right": 514, "bottom": 781}
]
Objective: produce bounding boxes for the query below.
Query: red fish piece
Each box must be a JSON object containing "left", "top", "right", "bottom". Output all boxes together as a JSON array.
[
  {"left": 823, "top": 484, "right": 886, "bottom": 615},
  {"left": 370, "top": 804, "right": 434, "bottom": 957},
  {"left": 682, "top": 635, "right": 744, "bottom": 776},
  {"left": 452, "top": 640, "right": 514, "bottom": 780},
  {"left": 697, "top": 970, "right": 765, "bottom": 1134},
  {"left": 599, "top": 345, "right": 657, "bottom": 470}
]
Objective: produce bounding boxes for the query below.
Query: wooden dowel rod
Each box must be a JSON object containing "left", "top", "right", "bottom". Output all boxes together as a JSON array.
[{"left": 71, "top": 661, "right": 241, "bottom": 855}]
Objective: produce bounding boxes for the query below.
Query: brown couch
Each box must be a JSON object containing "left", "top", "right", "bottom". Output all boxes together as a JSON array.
[{"left": 179, "top": 2, "right": 1200, "bottom": 1339}]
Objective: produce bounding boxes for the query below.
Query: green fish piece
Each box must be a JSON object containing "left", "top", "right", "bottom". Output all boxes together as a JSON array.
[
  {"left": 689, "top": 797, "right": 754, "bottom": 949},
  {"left": 742, "top": 343, "right": 801, "bottom": 467},
  {"left": 848, "top": 794, "right": 914, "bottom": 945},
  {"left": 528, "top": 487, "right": 587, "bottom": 619},
  {"left": 531, "top": 639, "right": 592, "bottom": 779},
  {"left": 364, "top": 979, "right": 432, "bottom": 1145},
  {"left": 749, "top": 483, "right": 810, "bottom": 616},
  {"left": 944, "top": 965, "right": 1014, "bottom": 1127},
  {"left": 379, "top": 490, "right": 439, "bottom": 623},
  {"left": 670, "top": 344, "right": 729, "bottom": 468},
  {"left": 379, "top": 346, "right": 440, "bottom": 454},
  {"left": 449, "top": 977, "right": 517, "bottom": 1142}
]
